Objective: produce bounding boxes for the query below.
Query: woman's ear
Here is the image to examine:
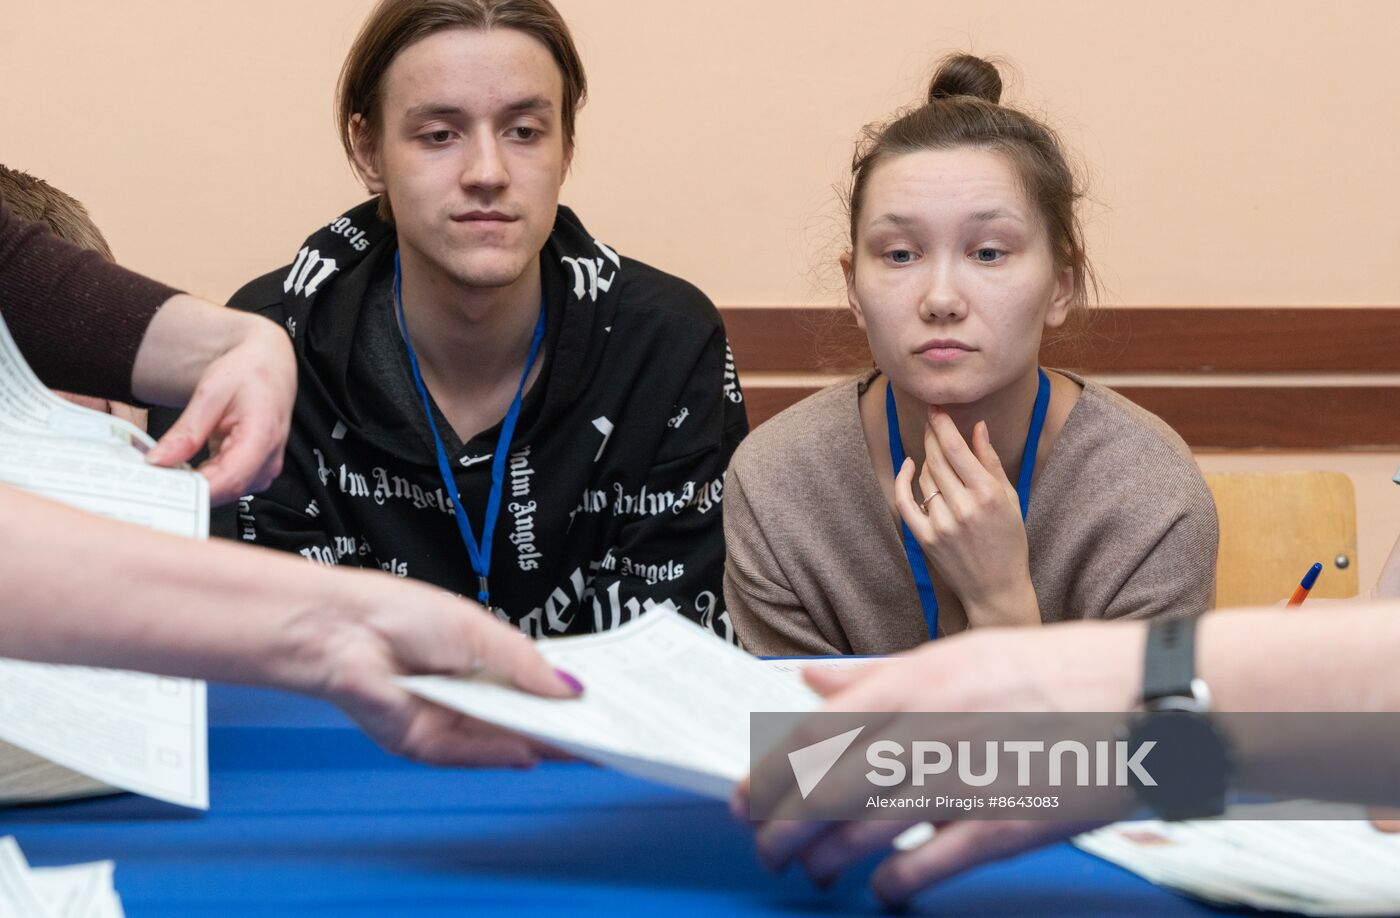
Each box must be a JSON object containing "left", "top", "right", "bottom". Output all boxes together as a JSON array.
[
  {"left": 842, "top": 251, "right": 867, "bottom": 332},
  {"left": 349, "top": 114, "right": 387, "bottom": 194},
  {"left": 1045, "top": 265, "right": 1074, "bottom": 329}
]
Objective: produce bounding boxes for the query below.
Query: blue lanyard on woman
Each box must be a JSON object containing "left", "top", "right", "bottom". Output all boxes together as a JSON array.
[
  {"left": 392, "top": 251, "right": 547, "bottom": 610},
  {"left": 885, "top": 367, "right": 1050, "bottom": 639}
]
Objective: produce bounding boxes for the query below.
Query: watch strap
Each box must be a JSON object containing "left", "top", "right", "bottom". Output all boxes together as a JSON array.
[{"left": 1142, "top": 616, "right": 1200, "bottom": 704}]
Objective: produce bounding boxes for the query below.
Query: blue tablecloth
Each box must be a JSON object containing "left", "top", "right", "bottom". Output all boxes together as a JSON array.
[{"left": 1, "top": 685, "right": 1261, "bottom": 916}]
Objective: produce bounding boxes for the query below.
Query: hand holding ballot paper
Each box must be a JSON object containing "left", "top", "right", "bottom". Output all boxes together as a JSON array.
[
  {"left": 130, "top": 292, "right": 298, "bottom": 505},
  {"left": 716, "top": 606, "right": 1400, "bottom": 909},
  {"left": 402, "top": 609, "right": 831, "bottom": 798}
]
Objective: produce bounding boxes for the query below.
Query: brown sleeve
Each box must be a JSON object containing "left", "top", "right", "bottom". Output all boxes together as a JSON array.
[
  {"left": 0, "top": 201, "right": 180, "bottom": 402},
  {"left": 723, "top": 458, "right": 845, "bottom": 656},
  {"left": 1098, "top": 473, "right": 1220, "bottom": 621},
  {"left": 1031, "top": 468, "right": 1218, "bottom": 624}
]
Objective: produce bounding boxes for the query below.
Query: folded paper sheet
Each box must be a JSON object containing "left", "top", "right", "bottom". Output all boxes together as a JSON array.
[
  {"left": 1077, "top": 805, "right": 1400, "bottom": 916},
  {"left": 403, "top": 609, "right": 825, "bottom": 799},
  {"left": 0, "top": 837, "right": 123, "bottom": 918}
]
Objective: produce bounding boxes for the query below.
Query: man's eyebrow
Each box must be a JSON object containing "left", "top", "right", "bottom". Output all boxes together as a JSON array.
[
  {"left": 403, "top": 103, "right": 466, "bottom": 120},
  {"left": 503, "top": 95, "right": 554, "bottom": 115},
  {"left": 401, "top": 97, "right": 555, "bottom": 121}
]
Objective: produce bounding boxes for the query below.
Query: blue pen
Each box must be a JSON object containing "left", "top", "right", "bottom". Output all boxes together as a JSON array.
[{"left": 1287, "top": 562, "right": 1323, "bottom": 607}]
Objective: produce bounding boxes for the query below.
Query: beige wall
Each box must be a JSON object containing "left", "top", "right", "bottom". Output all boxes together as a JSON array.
[
  {"left": 8, "top": 0, "right": 1400, "bottom": 306},
  {"left": 4, "top": 1, "right": 1399, "bottom": 587}
]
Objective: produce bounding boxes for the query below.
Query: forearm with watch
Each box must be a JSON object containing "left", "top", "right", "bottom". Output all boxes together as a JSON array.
[{"left": 1130, "top": 608, "right": 1400, "bottom": 816}]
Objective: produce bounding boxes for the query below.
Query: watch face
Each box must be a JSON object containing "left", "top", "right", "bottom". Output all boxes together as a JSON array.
[{"left": 1128, "top": 711, "right": 1231, "bottom": 821}]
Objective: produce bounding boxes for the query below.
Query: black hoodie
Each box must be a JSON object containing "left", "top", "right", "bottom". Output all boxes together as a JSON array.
[{"left": 201, "top": 200, "right": 747, "bottom": 640}]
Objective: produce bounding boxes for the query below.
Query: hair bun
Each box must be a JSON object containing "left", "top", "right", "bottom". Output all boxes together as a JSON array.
[{"left": 927, "top": 54, "right": 1002, "bottom": 105}]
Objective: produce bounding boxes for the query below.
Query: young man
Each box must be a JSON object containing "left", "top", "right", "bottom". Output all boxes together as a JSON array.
[{"left": 186, "top": 0, "right": 747, "bottom": 639}]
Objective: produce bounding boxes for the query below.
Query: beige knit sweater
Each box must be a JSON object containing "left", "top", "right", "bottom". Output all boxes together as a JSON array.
[{"left": 723, "top": 371, "right": 1218, "bottom": 655}]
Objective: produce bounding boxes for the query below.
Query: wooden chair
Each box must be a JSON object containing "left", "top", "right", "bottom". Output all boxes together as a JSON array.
[{"left": 1205, "top": 471, "right": 1358, "bottom": 607}]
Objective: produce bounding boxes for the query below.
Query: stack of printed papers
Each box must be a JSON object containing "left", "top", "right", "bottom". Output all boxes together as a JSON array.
[
  {"left": 0, "top": 837, "right": 123, "bottom": 918},
  {"left": 1077, "top": 806, "right": 1400, "bottom": 915},
  {"left": 0, "top": 312, "right": 209, "bottom": 810},
  {"left": 0, "top": 742, "right": 111, "bottom": 807}
]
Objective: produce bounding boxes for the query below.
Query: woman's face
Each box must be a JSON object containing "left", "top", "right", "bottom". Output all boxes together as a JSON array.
[{"left": 844, "top": 147, "right": 1073, "bottom": 407}]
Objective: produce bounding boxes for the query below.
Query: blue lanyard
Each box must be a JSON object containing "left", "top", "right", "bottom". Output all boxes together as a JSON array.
[
  {"left": 885, "top": 367, "right": 1050, "bottom": 638},
  {"left": 393, "top": 251, "right": 546, "bottom": 608}
]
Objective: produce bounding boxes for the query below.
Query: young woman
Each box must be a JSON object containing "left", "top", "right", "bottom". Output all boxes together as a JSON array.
[{"left": 724, "top": 55, "right": 1218, "bottom": 655}]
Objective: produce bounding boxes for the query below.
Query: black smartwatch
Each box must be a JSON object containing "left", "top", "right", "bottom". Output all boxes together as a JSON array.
[{"left": 1125, "top": 616, "right": 1233, "bottom": 821}]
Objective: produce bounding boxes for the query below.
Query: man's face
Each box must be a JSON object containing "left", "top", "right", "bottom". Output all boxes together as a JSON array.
[{"left": 355, "top": 27, "right": 570, "bottom": 291}]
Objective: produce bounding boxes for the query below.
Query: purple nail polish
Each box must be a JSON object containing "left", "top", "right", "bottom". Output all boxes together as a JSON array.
[{"left": 554, "top": 667, "right": 584, "bottom": 695}]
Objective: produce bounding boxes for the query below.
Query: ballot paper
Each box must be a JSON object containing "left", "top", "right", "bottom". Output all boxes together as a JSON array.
[
  {"left": 0, "top": 312, "right": 209, "bottom": 809},
  {"left": 0, "top": 663, "right": 207, "bottom": 809},
  {"left": 402, "top": 609, "right": 823, "bottom": 799},
  {"left": 0, "top": 310, "right": 206, "bottom": 537},
  {"left": 1076, "top": 805, "right": 1400, "bottom": 915},
  {"left": 0, "top": 837, "right": 124, "bottom": 918},
  {"left": 0, "top": 309, "right": 152, "bottom": 447}
]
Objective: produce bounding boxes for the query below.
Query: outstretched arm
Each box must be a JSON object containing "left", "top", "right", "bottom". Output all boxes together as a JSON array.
[
  {"left": 0, "top": 483, "right": 580, "bottom": 766},
  {"left": 742, "top": 604, "right": 1400, "bottom": 907}
]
